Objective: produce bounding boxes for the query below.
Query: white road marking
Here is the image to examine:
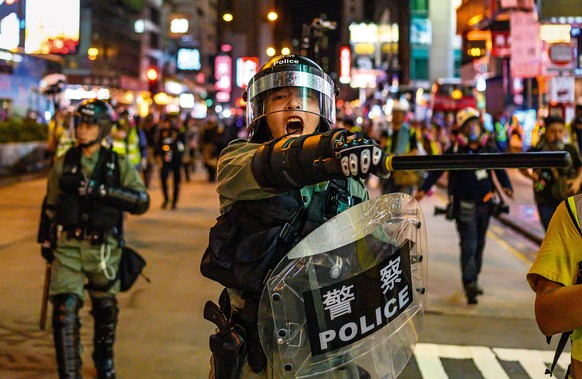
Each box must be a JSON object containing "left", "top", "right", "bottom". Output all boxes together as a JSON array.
[{"left": 414, "top": 343, "right": 570, "bottom": 379}]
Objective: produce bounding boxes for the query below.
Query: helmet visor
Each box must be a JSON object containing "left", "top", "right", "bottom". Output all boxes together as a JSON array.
[{"left": 246, "top": 70, "right": 336, "bottom": 130}]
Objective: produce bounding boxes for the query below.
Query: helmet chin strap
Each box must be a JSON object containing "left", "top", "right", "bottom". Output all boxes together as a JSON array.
[{"left": 79, "top": 138, "right": 100, "bottom": 149}]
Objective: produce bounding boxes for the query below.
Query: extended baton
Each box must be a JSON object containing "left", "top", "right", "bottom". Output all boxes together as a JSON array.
[
  {"left": 384, "top": 151, "right": 570, "bottom": 171},
  {"left": 39, "top": 263, "right": 51, "bottom": 330}
]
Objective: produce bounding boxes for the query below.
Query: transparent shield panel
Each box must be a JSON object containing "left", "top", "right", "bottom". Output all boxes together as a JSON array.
[{"left": 258, "top": 193, "right": 428, "bottom": 378}]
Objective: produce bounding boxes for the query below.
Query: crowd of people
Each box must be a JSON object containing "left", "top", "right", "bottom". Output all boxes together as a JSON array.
[{"left": 47, "top": 106, "right": 244, "bottom": 210}]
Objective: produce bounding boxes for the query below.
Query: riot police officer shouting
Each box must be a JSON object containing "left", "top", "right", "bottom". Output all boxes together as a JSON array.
[
  {"left": 37, "top": 99, "right": 150, "bottom": 379},
  {"left": 200, "top": 55, "right": 391, "bottom": 378}
]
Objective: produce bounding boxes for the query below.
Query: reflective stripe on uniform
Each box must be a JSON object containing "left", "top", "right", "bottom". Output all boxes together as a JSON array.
[{"left": 112, "top": 127, "right": 141, "bottom": 166}]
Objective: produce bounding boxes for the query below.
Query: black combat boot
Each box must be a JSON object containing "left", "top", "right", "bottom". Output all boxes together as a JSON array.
[
  {"left": 91, "top": 296, "right": 118, "bottom": 379},
  {"left": 52, "top": 293, "right": 83, "bottom": 379}
]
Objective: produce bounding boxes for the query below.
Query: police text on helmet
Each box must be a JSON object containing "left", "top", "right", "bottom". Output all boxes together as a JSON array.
[{"left": 273, "top": 58, "right": 299, "bottom": 65}]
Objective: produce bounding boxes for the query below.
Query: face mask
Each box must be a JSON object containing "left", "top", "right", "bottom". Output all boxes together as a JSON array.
[
  {"left": 463, "top": 122, "right": 482, "bottom": 143},
  {"left": 547, "top": 139, "right": 565, "bottom": 151}
]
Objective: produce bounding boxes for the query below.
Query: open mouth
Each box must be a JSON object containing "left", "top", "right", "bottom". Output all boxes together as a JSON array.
[{"left": 286, "top": 117, "right": 304, "bottom": 135}]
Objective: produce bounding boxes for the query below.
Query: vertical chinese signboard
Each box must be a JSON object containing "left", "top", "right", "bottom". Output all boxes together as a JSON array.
[
  {"left": 214, "top": 55, "right": 232, "bottom": 103},
  {"left": 510, "top": 12, "right": 541, "bottom": 78}
]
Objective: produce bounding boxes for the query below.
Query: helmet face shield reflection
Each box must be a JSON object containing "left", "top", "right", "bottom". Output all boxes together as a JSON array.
[{"left": 246, "top": 69, "right": 336, "bottom": 135}]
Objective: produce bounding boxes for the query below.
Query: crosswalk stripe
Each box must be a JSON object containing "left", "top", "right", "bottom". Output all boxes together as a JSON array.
[
  {"left": 414, "top": 343, "right": 448, "bottom": 378},
  {"left": 469, "top": 346, "right": 510, "bottom": 379},
  {"left": 414, "top": 343, "right": 571, "bottom": 379},
  {"left": 493, "top": 348, "right": 569, "bottom": 379}
]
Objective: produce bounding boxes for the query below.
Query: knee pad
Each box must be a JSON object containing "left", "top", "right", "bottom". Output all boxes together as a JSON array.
[
  {"left": 91, "top": 296, "right": 119, "bottom": 324},
  {"left": 52, "top": 293, "right": 83, "bottom": 327}
]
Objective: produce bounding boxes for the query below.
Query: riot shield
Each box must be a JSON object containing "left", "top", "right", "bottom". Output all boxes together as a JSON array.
[{"left": 258, "top": 193, "right": 427, "bottom": 378}]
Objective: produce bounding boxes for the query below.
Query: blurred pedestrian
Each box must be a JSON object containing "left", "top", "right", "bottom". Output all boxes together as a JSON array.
[
  {"left": 508, "top": 115, "right": 524, "bottom": 153},
  {"left": 142, "top": 114, "right": 158, "bottom": 189},
  {"left": 492, "top": 112, "right": 508, "bottom": 152},
  {"left": 111, "top": 110, "right": 143, "bottom": 172},
  {"left": 200, "top": 118, "right": 220, "bottom": 182},
  {"left": 52, "top": 111, "right": 76, "bottom": 162},
  {"left": 37, "top": 99, "right": 149, "bottom": 378},
  {"left": 47, "top": 108, "right": 68, "bottom": 162},
  {"left": 520, "top": 116, "right": 582, "bottom": 230},
  {"left": 182, "top": 116, "right": 199, "bottom": 179},
  {"left": 158, "top": 119, "right": 184, "bottom": 209},
  {"left": 415, "top": 107, "right": 513, "bottom": 305},
  {"left": 380, "top": 101, "right": 419, "bottom": 195}
]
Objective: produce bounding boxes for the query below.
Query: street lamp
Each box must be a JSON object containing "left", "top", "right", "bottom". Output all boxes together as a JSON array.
[
  {"left": 281, "top": 47, "right": 290, "bottom": 55},
  {"left": 222, "top": 12, "right": 233, "bottom": 22},
  {"left": 267, "top": 11, "right": 278, "bottom": 22},
  {"left": 266, "top": 47, "right": 276, "bottom": 57},
  {"left": 88, "top": 47, "right": 98, "bottom": 61}
]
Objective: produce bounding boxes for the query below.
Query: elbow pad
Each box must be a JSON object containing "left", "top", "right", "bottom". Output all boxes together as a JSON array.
[
  {"left": 251, "top": 129, "right": 346, "bottom": 191},
  {"left": 98, "top": 185, "right": 150, "bottom": 215}
]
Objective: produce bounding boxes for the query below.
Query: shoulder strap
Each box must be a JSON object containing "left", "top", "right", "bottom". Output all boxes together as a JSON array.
[
  {"left": 63, "top": 146, "right": 82, "bottom": 174},
  {"left": 104, "top": 148, "right": 121, "bottom": 187}
]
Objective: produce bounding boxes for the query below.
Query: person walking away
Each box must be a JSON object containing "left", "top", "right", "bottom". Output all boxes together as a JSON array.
[
  {"left": 380, "top": 101, "right": 419, "bottom": 195},
  {"left": 37, "top": 99, "right": 149, "bottom": 378},
  {"left": 158, "top": 121, "right": 184, "bottom": 209},
  {"left": 415, "top": 107, "right": 513, "bottom": 305},
  {"left": 201, "top": 55, "right": 391, "bottom": 378},
  {"left": 520, "top": 116, "right": 582, "bottom": 230}
]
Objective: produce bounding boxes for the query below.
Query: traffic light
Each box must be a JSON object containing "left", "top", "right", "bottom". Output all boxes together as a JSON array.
[{"left": 146, "top": 67, "right": 159, "bottom": 95}]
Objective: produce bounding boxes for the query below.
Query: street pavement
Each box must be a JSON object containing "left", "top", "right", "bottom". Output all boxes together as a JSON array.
[{"left": 0, "top": 165, "right": 562, "bottom": 378}]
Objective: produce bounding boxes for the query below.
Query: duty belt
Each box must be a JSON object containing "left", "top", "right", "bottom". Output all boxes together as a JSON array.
[{"left": 64, "top": 227, "right": 105, "bottom": 245}]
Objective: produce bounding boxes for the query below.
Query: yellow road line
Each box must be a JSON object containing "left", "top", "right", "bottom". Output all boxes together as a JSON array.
[{"left": 487, "top": 230, "right": 533, "bottom": 264}]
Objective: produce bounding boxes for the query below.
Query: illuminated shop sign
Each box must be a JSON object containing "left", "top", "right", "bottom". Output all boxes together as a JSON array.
[
  {"left": 177, "top": 48, "right": 201, "bottom": 71},
  {"left": 339, "top": 46, "right": 351, "bottom": 84},
  {"left": 0, "top": 0, "right": 24, "bottom": 51},
  {"left": 236, "top": 56, "right": 259, "bottom": 89},
  {"left": 25, "top": 0, "right": 80, "bottom": 54},
  {"left": 215, "top": 55, "right": 232, "bottom": 102}
]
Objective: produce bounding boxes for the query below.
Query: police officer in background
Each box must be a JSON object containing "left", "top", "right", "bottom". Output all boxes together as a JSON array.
[
  {"left": 415, "top": 107, "right": 513, "bottom": 305},
  {"left": 37, "top": 99, "right": 150, "bottom": 378},
  {"left": 201, "top": 55, "right": 391, "bottom": 378}
]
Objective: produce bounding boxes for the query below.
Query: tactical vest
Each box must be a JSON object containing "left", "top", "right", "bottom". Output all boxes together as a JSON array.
[
  {"left": 55, "top": 146, "right": 122, "bottom": 232},
  {"left": 201, "top": 179, "right": 363, "bottom": 295}
]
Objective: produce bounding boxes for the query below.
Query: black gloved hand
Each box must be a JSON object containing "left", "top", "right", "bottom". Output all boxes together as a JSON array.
[
  {"left": 41, "top": 246, "right": 55, "bottom": 263},
  {"left": 334, "top": 137, "right": 389, "bottom": 178}
]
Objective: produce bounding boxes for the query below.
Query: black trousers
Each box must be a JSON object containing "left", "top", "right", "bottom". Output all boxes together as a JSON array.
[{"left": 160, "top": 161, "right": 181, "bottom": 205}]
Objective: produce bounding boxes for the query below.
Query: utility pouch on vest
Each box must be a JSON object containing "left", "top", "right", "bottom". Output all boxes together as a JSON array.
[{"left": 200, "top": 194, "right": 303, "bottom": 295}]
